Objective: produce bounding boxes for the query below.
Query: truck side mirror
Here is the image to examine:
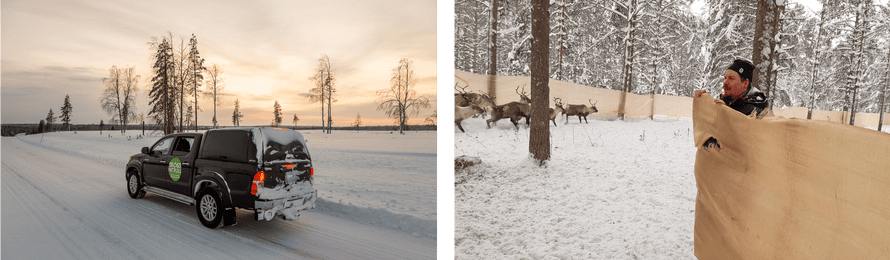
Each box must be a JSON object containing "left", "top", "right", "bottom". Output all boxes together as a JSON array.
[{"left": 141, "top": 147, "right": 150, "bottom": 154}]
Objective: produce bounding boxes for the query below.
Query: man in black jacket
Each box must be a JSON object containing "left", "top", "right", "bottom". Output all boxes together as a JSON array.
[
  {"left": 717, "top": 59, "right": 768, "bottom": 117},
  {"left": 701, "top": 59, "right": 769, "bottom": 150}
]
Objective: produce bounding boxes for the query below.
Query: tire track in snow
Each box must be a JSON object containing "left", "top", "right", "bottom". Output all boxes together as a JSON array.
[{"left": 3, "top": 140, "right": 145, "bottom": 259}]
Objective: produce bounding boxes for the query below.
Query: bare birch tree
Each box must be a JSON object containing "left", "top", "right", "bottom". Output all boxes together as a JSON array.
[
  {"left": 204, "top": 63, "right": 224, "bottom": 128},
  {"left": 376, "top": 58, "right": 430, "bottom": 134},
  {"left": 101, "top": 65, "right": 139, "bottom": 133},
  {"left": 173, "top": 34, "right": 190, "bottom": 132},
  {"left": 309, "top": 55, "right": 336, "bottom": 134}
]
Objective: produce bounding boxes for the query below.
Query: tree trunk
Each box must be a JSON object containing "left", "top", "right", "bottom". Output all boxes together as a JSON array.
[
  {"left": 320, "top": 65, "right": 327, "bottom": 130},
  {"left": 327, "top": 74, "right": 333, "bottom": 134},
  {"left": 116, "top": 70, "right": 123, "bottom": 133},
  {"left": 808, "top": 7, "right": 827, "bottom": 120},
  {"left": 618, "top": 0, "right": 637, "bottom": 121},
  {"left": 751, "top": 0, "right": 783, "bottom": 102},
  {"left": 849, "top": 0, "right": 868, "bottom": 126},
  {"left": 213, "top": 92, "right": 217, "bottom": 129},
  {"left": 473, "top": 0, "right": 480, "bottom": 73},
  {"left": 488, "top": 0, "right": 499, "bottom": 104},
  {"left": 529, "top": 0, "right": 550, "bottom": 164},
  {"left": 194, "top": 77, "right": 199, "bottom": 132},
  {"left": 179, "top": 60, "right": 184, "bottom": 133},
  {"left": 556, "top": 2, "right": 565, "bottom": 80},
  {"left": 879, "top": 46, "right": 890, "bottom": 132}
]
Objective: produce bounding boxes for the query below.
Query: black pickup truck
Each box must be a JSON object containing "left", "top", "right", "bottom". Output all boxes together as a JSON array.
[{"left": 125, "top": 127, "right": 317, "bottom": 228}]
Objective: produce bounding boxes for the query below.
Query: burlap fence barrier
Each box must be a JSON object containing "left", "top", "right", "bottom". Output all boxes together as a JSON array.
[
  {"left": 455, "top": 70, "right": 890, "bottom": 128},
  {"left": 692, "top": 91, "right": 890, "bottom": 259}
]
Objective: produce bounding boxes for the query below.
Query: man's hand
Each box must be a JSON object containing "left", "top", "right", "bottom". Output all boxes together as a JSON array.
[{"left": 696, "top": 90, "right": 725, "bottom": 105}]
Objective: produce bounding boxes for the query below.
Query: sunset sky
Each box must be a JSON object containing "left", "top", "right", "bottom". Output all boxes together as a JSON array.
[{"left": 2, "top": 0, "right": 437, "bottom": 127}]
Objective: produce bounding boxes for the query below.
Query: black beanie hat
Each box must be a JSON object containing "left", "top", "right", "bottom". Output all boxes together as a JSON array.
[{"left": 727, "top": 59, "right": 754, "bottom": 82}]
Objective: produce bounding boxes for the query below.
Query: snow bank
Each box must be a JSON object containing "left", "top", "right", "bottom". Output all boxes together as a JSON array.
[
  {"left": 314, "top": 198, "right": 436, "bottom": 238},
  {"left": 16, "top": 130, "right": 436, "bottom": 239},
  {"left": 455, "top": 119, "right": 697, "bottom": 259}
]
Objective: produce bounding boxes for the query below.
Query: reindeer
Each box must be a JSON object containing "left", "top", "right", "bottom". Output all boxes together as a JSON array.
[
  {"left": 454, "top": 83, "right": 474, "bottom": 107},
  {"left": 469, "top": 91, "right": 496, "bottom": 118},
  {"left": 455, "top": 104, "right": 486, "bottom": 133},
  {"left": 484, "top": 86, "right": 532, "bottom": 130},
  {"left": 549, "top": 97, "right": 565, "bottom": 126},
  {"left": 516, "top": 85, "right": 531, "bottom": 104},
  {"left": 563, "top": 99, "right": 599, "bottom": 124}
]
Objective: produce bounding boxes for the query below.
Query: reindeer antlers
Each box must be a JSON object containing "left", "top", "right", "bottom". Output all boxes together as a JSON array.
[
  {"left": 515, "top": 85, "right": 528, "bottom": 97},
  {"left": 554, "top": 97, "right": 563, "bottom": 106},
  {"left": 478, "top": 90, "right": 491, "bottom": 99},
  {"left": 455, "top": 83, "right": 469, "bottom": 94},
  {"left": 589, "top": 99, "right": 597, "bottom": 106}
]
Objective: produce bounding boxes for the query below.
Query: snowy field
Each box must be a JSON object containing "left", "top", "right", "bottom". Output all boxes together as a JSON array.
[
  {"left": 455, "top": 116, "right": 700, "bottom": 259},
  {"left": 2, "top": 129, "right": 435, "bottom": 259},
  {"left": 455, "top": 115, "right": 890, "bottom": 259}
]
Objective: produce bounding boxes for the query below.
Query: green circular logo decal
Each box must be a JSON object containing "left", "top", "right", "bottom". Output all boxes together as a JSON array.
[{"left": 168, "top": 158, "right": 181, "bottom": 181}]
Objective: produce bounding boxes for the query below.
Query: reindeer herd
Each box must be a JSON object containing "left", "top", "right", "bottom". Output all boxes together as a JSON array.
[{"left": 455, "top": 84, "right": 599, "bottom": 133}]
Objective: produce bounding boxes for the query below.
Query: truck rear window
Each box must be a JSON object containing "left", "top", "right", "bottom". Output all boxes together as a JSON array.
[
  {"left": 262, "top": 128, "right": 310, "bottom": 163},
  {"left": 200, "top": 130, "right": 250, "bottom": 163}
]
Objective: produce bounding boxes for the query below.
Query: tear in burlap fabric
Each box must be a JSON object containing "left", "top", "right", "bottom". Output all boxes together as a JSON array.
[{"left": 692, "top": 91, "right": 890, "bottom": 259}]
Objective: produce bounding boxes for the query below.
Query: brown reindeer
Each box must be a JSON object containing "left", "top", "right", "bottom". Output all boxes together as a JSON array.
[
  {"left": 516, "top": 85, "right": 531, "bottom": 104},
  {"left": 487, "top": 103, "right": 529, "bottom": 129},
  {"left": 484, "top": 86, "right": 533, "bottom": 130},
  {"left": 454, "top": 83, "right": 474, "bottom": 107},
  {"left": 470, "top": 91, "right": 496, "bottom": 118},
  {"left": 549, "top": 97, "right": 565, "bottom": 126},
  {"left": 455, "top": 104, "right": 486, "bottom": 133},
  {"left": 563, "top": 99, "right": 599, "bottom": 124}
]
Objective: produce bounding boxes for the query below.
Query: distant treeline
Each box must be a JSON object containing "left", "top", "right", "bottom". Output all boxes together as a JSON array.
[{"left": 1, "top": 124, "right": 435, "bottom": 137}]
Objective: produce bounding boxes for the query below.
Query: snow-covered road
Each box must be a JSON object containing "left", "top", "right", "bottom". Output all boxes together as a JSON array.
[{"left": 2, "top": 137, "right": 435, "bottom": 259}]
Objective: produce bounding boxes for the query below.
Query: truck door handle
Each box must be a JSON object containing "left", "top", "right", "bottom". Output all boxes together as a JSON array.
[
  {"left": 161, "top": 160, "right": 166, "bottom": 164},
  {"left": 182, "top": 162, "right": 190, "bottom": 167}
]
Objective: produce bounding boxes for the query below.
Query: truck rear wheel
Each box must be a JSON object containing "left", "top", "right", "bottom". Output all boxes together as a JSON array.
[
  {"left": 127, "top": 169, "right": 146, "bottom": 199},
  {"left": 197, "top": 188, "right": 223, "bottom": 228}
]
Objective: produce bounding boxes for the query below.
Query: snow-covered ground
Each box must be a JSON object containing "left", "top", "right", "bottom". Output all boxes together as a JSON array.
[
  {"left": 2, "top": 129, "right": 435, "bottom": 259},
  {"left": 455, "top": 116, "right": 698, "bottom": 259},
  {"left": 455, "top": 114, "right": 889, "bottom": 259}
]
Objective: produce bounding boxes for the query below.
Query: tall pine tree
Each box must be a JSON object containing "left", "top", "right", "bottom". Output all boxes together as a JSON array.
[
  {"left": 232, "top": 98, "right": 243, "bottom": 126},
  {"left": 60, "top": 94, "right": 72, "bottom": 131},
  {"left": 188, "top": 34, "right": 205, "bottom": 131},
  {"left": 272, "top": 100, "right": 283, "bottom": 127},
  {"left": 149, "top": 37, "right": 175, "bottom": 134},
  {"left": 45, "top": 109, "right": 55, "bottom": 132}
]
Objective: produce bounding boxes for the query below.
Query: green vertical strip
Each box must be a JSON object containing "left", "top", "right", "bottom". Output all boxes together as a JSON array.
[{"left": 438, "top": 0, "right": 454, "bottom": 259}]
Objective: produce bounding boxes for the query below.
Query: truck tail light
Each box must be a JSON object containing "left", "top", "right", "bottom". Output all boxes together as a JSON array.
[
  {"left": 251, "top": 171, "right": 265, "bottom": 195},
  {"left": 284, "top": 164, "right": 294, "bottom": 168},
  {"left": 311, "top": 168, "right": 314, "bottom": 176}
]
